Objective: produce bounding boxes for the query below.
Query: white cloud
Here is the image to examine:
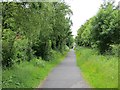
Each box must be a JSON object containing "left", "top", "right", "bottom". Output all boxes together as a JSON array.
[{"left": 65, "top": 0, "right": 119, "bottom": 37}]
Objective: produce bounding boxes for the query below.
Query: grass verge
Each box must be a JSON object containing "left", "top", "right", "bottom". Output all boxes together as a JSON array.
[
  {"left": 2, "top": 50, "right": 68, "bottom": 88},
  {"left": 75, "top": 47, "right": 118, "bottom": 88}
]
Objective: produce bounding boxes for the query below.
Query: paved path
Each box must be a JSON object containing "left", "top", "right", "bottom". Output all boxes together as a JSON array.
[{"left": 40, "top": 49, "right": 90, "bottom": 88}]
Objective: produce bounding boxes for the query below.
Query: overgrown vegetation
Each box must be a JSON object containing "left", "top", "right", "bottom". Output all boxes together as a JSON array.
[
  {"left": 2, "top": 1, "right": 73, "bottom": 88},
  {"left": 75, "top": 47, "right": 118, "bottom": 88},
  {"left": 2, "top": 0, "right": 119, "bottom": 89},
  {"left": 75, "top": 1, "right": 119, "bottom": 88},
  {"left": 2, "top": 51, "right": 68, "bottom": 88}
]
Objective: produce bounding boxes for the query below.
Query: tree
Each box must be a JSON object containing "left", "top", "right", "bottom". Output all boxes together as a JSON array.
[
  {"left": 2, "top": 2, "right": 73, "bottom": 67},
  {"left": 76, "top": 2, "right": 120, "bottom": 54}
]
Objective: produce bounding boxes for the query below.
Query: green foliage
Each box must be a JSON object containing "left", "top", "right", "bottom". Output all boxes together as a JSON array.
[
  {"left": 2, "top": 2, "right": 73, "bottom": 67},
  {"left": 13, "top": 38, "right": 29, "bottom": 64},
  {"left": 75, "top": 47, "right": 118, "bottom": 88},
  {"left": 66, "top": 35, "right": 74, "bottom": 48},
  {"left": 75, "top": 2, "right": 119, "bottom": 88},
  {"left": 110, "top": 44, "right": 120, "bottom": 57},
  {"left": 2, "top": 50, "right": 67, "bottom": 88},
  {"left": 75, "top": 17, "right": 94, "bottom": 47},
  {"left": 75, "top": 2, "right": 120, "bottom": 54},
  {"left": 91, "top": 2, "right": 120, "bottom": 53}
]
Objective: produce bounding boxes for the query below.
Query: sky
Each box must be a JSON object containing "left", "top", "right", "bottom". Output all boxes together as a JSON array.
[{"left": 65, "top": 0, "right": 120, "bottom": 37}]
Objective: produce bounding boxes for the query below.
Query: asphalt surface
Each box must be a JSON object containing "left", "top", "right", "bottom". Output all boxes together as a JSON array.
[{"left": 40, "top": 49, "right": 90, "bottom": 88}]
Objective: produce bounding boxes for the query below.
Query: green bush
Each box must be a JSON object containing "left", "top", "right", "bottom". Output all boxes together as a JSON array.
[
  {"left": 13, "top": 38, "right": 28, "bottom": 64},
  {"left": 111, "top": 44, "right": 120, "bottom": 57},
  {"left": 32, "top": 57, "right": 45, "bottom": 67},
  {"left": 2, "top": 30, "right": 16, "bottom": 67}
]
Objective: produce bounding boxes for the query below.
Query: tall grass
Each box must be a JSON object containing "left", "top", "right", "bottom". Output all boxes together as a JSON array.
[
  {"left": 2, "top": 50, "right": 68, "bottom": 88},
  {"left": 75, "top": 47, "right": 118, "bottom": 88}
]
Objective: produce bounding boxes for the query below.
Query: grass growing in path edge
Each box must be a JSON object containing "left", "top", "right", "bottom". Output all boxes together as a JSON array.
[
  {"left": 75, "top": 47, "right": 118, "bottom": 88},
  {"left": 2, "top": 50, "right": 68, "bottom": 88}
]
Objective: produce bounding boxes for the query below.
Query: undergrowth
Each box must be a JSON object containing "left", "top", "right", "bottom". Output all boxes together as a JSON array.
[
  {"left": 75, "top": 47, "right": 118, "bottom": 88},
  {"left": 2, "top": 50, "right": 68, "bottom": 88}
]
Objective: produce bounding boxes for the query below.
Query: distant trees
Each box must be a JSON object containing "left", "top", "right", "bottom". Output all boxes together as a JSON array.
[
  {"left": 75, "top": 2, "right": 120, "bottom": 54},
  {"left": 2, "top": 2, "right": 73, "bottom": 67}
]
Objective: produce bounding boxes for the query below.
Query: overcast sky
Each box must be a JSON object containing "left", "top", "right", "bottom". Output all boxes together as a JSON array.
[{"left": 65, "top": 0, "right": 120, "bottom": 37}]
